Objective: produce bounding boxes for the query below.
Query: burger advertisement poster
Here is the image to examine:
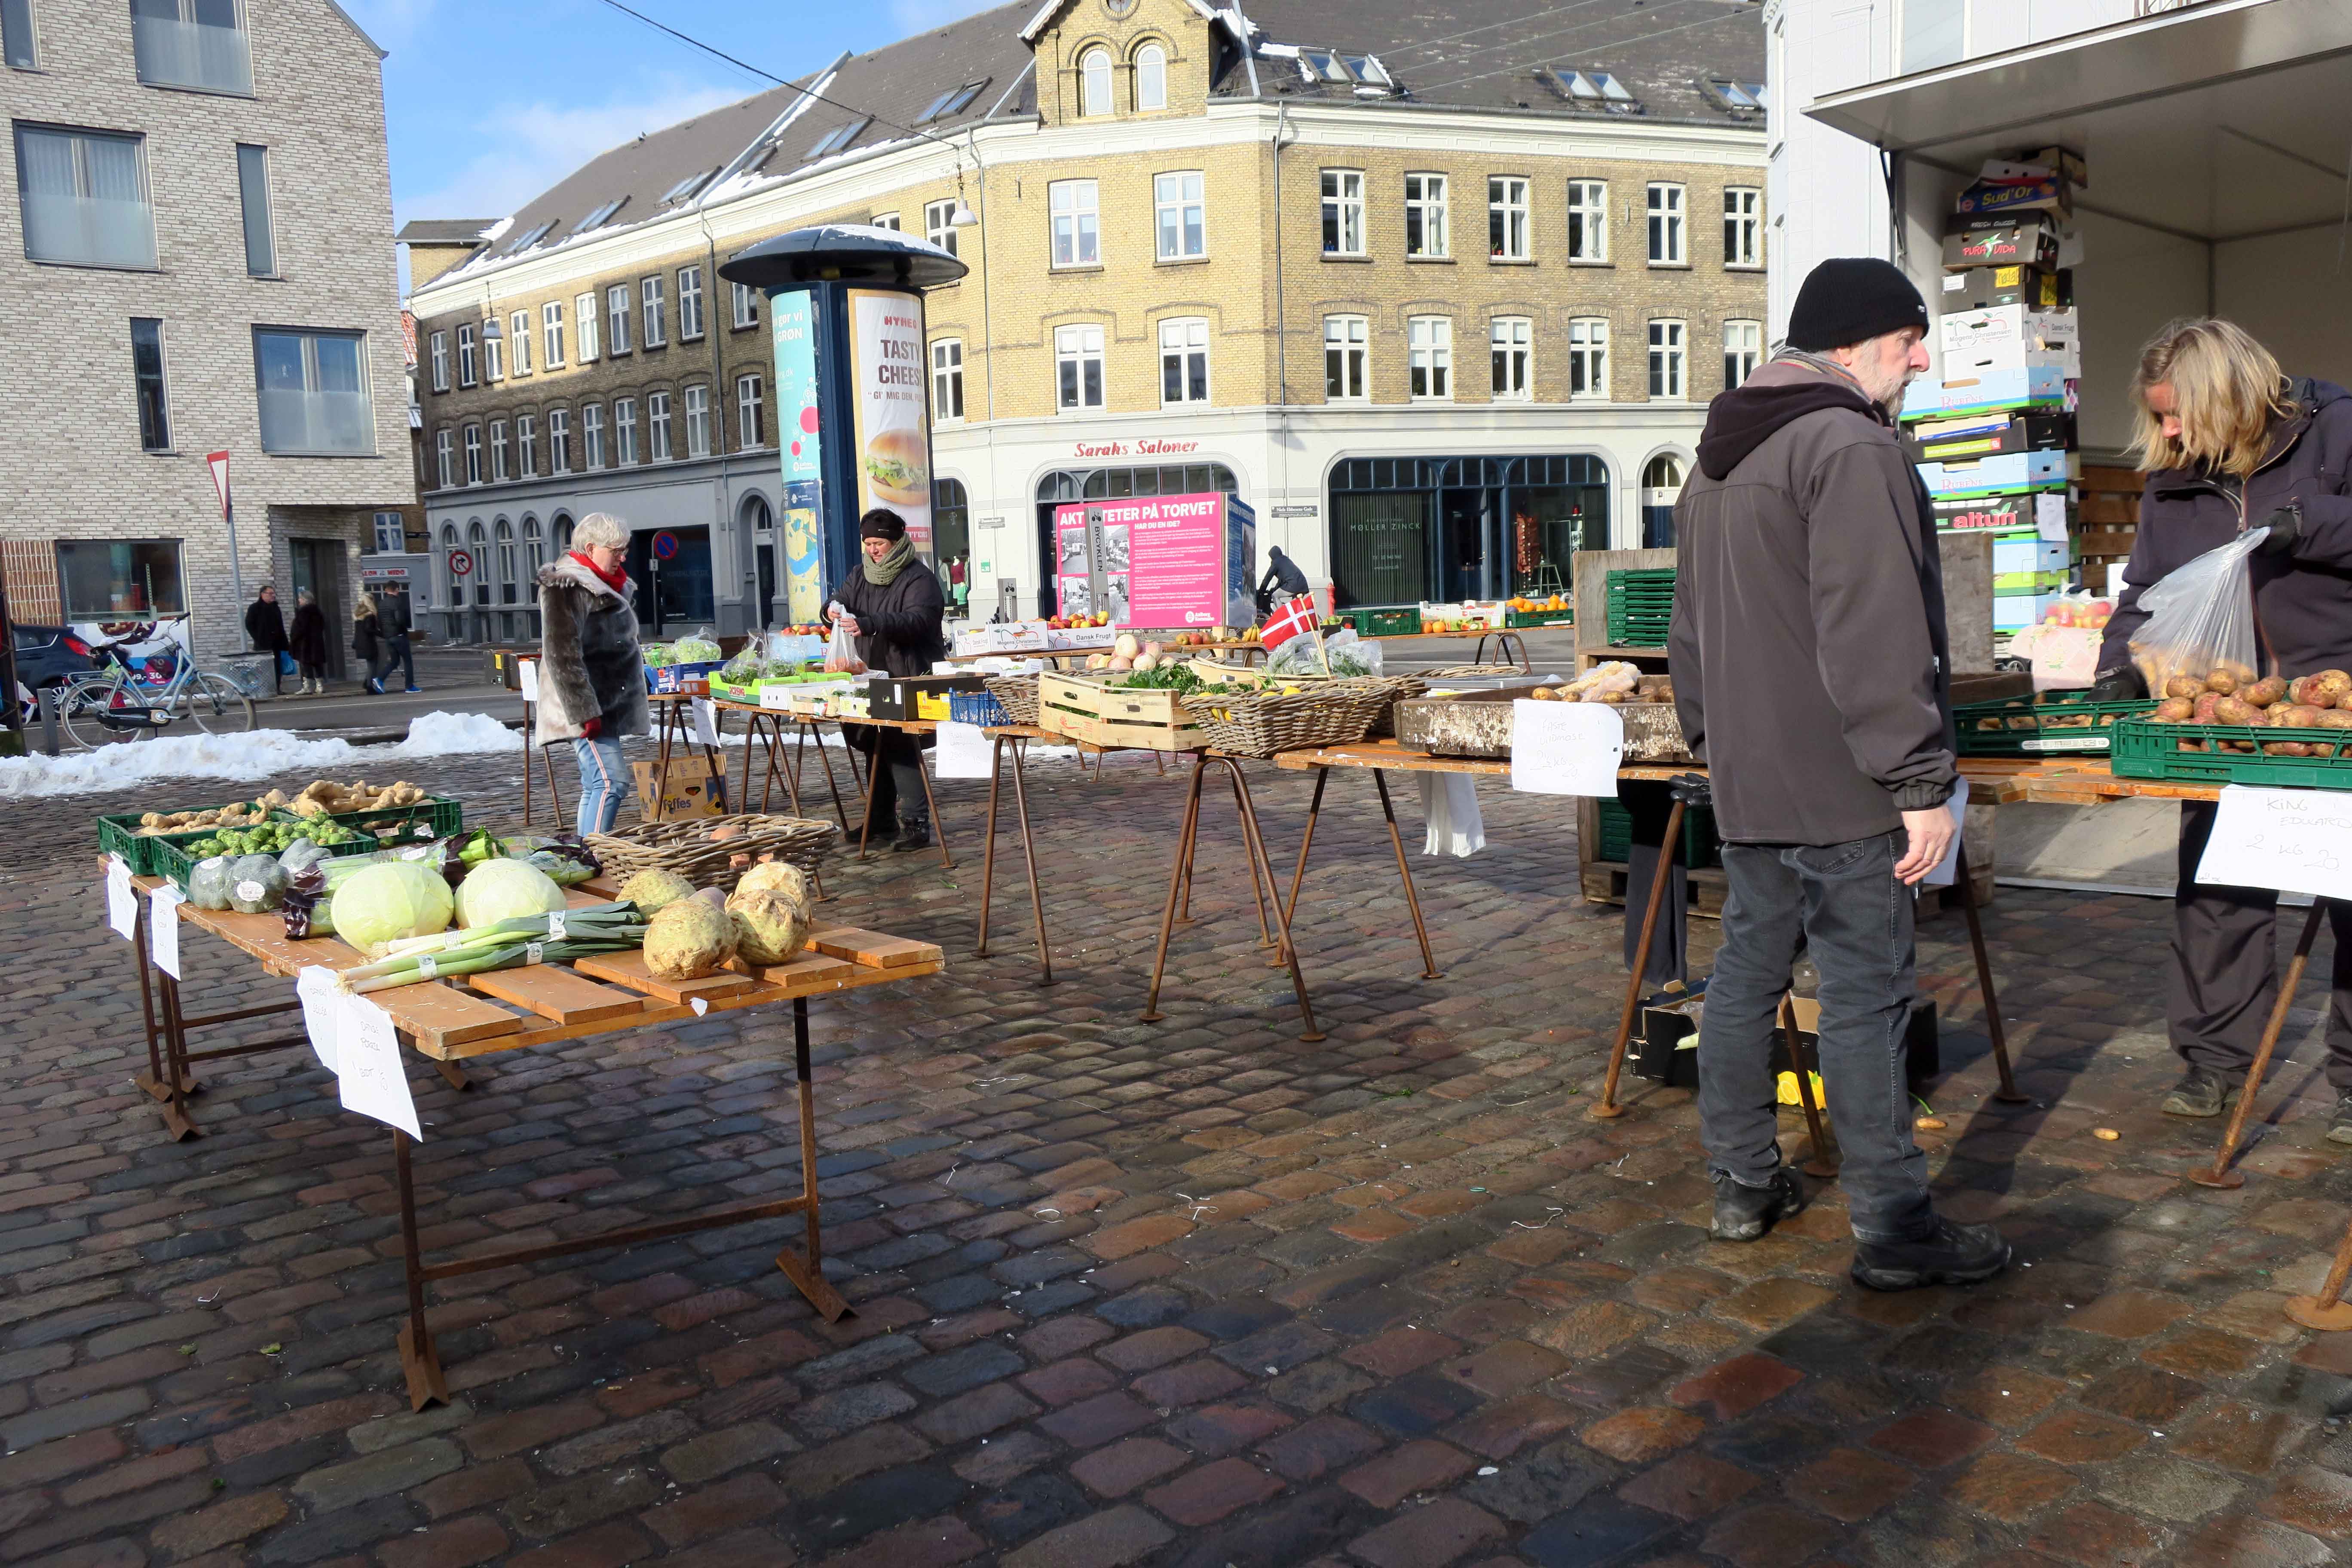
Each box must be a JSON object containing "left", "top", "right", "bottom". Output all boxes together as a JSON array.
[{"left": 848, "top": 288, "right": 935, "bottom": 558}]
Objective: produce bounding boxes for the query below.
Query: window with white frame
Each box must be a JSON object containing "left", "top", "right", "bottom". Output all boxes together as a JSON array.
[
  {"left": 1080, "top": 47, "right": 1111, "bottom": 116},
  {"left": 489, "top": 418, "right": 508, "bottom": 480},
  {"left": 12, "top": 126, "right": 156, "bottom": 269},
  {"left": 1136, "top": 42, "right": 1167, "bottom": 110},
  {"left": 429, "top": 330, "right": 448, "bottom": 392},
  {"left": 1324, "top": 315, "right": 1367, "bottom": 400},
  {"left": 373, "top": 511, "right": 404, "bottom": 554},
  {"left": 1723, "top": 187, "right": 1762, "bottom": 268},
  {"left": 482, "top": 323, "right": 502, "bottom": 381},
  {"left": 1567, "top": 179, "right": 1608, "bottom": 262},
  {"left": 606, "top": 284, "right": 631, "bottom": 354},
  {"left": 648, "top": 390, "right": 673, "bottom": 459},
  {"left": 1050, "top": 179, "right": 1099, "bottom": 267},
  {"left": 435, "top": 428, "right": 453, "bottom": 488},
  {"left": 1723, "top": 319, "right": 1762, "bottom": 389},
  {"left": 1404, "top": 173, "right": 1447, "bottom": 258},
  {"left": 1054, "top": 324, "right": 1103, "bottom": 411},
  {"left": 1320, "top": 169, "right": 1364, "bottom": 256},
  {"left": 924, "top": 199, "right": 960, "bottom": 259},
  {"left": 737, "top": 373, "right": 763, "bottom": 447},
  {"left": 732, "top": 279, "right": 759, "bottom": 328},
  {"left": 516, "top": 412, "right": 536, "bottom": 475},
  {"left": 641, "top": 276, "right": 666, "bottom": 348},
  {"left": 1408, "top": 316, "right": 1452, "bottom": 400},
  {"left": 1488, "top": 176, "right": 1529, "bottom": 260},
  {"left": 130, "top": 0, "right": 251, "bottom": 94},
  {"left": 615, "top": 397, "right": 638, "bottom": 463},
  {"left": 678, "top": 266, "right": 704, "bottom": 339},
  {"left": 869, "top": 212, "right": 900, "bottom": 231},
  {"left": 931, "top": 340, "right": 963, "bottom": 423},
  {"left": 456, "top": 323, "right": 477, "bottom": 386},
  {"left": 253, "top": 328, "right": 372, "bottom": 455},
  {"left": 683, "top": 384, "right": 709, "bottom": 458},
  {"left": 462, "top": 424, "right": 482, "bottom": 484},
  {"left": 1159, "top": 317, "right": 1208, "bottom": 405},
  {"left": 508, "top": 311, "right": 530, "bottom": 374},
  {"left": 1569, "top": 318, "right": 1610, "bottom": 398},
  {"left": 548, "top": 407, "right": 570, "bottom": 473},
  {"left": 1647, "top": 183, "right": 1686, "bottom": 264},
  {"left": 576, "top": 293, "right": 599, "bottom": 359},
  {"left": 1648, "top": 319, "right": 1686, "bottom": 398},
  {"left": 542, "top": 301, "right": 564, "bottom": 368},
  {"left": 1491, "top": 317, "right": 1531, "bottom": 399},
  {"left": 1154, "top": 171, "right": 1204, "bottom": 260},
  {"left": 580, "top": 403, "right": 603, "bottom": 469}
]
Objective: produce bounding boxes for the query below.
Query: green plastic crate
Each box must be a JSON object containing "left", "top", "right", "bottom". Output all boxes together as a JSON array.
[
  {"left": 1954, "top": 692, "right": 2156, "bottom": 756},
  {"left": 151, "top": 832, "right": 382, "bottom": 891},
  {"left": 2111, "top": 720, "right": 2352, "bottom": 790},
  {"left": 1506, "top": 606, "right": 1575, "bottom": 628},
  {"left": 1355, "top": 606, "right": 1423, "bottom": 637},
  {"left": 97, "top": 801, "right": 275, "bottom": 875},
  {"left": 1604, "top": 568, "right": 1677, "bottom": 647},
  {"left": 287, "top": 796, "right": 463, "bottom": 842},
  {"left": 1596, "top": 798, "right": 1719, "bottom": 868}
]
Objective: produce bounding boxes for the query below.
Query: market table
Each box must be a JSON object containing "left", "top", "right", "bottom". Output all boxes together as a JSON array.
[
  {"left": 1365, "top": 625, "right": 1537, "bottom": 673},
  {"left": 946, "top": 638, "right": 1269, "bottom": 668},
  {"left": 647, "top": 691, "right": 733, "bottom": 820},
  {"left": 126, "top": 870, "right": 942, "bottom": 1408},
  {"left": 707, "top": 695, "right": 861, "bottom": 835}
]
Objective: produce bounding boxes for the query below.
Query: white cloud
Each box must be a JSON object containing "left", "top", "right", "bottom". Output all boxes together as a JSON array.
[
  {"left": 888, "top": 0, "right": 1011, "bottom": 33},
  {"left": 339, "top": 0, "right": 439, "bottom": 52},
  {"left": 394, "top": 77, "right": 745, "bottom": 225}
]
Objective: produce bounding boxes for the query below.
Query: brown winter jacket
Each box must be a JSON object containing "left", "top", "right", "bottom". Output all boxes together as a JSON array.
[
  {"left": 1669, "top": 353, "right": 1956, "bottom": 845},
  {"left": 536, "top": 554, "right": 649, "bottom": 746}
]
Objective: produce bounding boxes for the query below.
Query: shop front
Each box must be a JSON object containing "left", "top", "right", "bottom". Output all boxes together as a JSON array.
[
  {"left": 1034, "top": 460, "right": 1242, "bottom": 619},
  {"left": 1325, "top": 453, "right": 1610, "bottom": 608}
]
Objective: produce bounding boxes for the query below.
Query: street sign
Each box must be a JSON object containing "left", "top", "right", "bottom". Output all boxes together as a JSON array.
[
  {"left": 205, "top": 452, "right": 231, "bottom": 518},
  {"left": 449, "top": 551, "right": 473, "bottom": 577},
  {"left": 652, "top": 530, "right": 681, "bottom": 561}
]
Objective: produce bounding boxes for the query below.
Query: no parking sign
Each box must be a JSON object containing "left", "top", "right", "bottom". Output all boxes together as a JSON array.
[{"left": 651, "top": 530, "right": 680, "bottom": 561}]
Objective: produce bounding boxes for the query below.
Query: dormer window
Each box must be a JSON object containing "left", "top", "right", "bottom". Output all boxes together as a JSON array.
[{"left": 1080, "top": 47, "right": 1112, "bottom": 116}]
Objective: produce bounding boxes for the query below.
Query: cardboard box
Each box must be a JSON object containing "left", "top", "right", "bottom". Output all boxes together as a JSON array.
[
  {"left": 1943, "top": 213, "right": 2066, "bottom": 272},
  {"left": 1979, "top": 147, "right": 2087, "bottom": 188},
  {"left": 1954, "top": 176, "right": 2073, "bottom": 219},
  {"left": 1994, "top": 592, "right": 2063, "bottom": 632},
  {"left": 867, "top": 673, "right": 985, "bottom": 720},
  {"left": 1918, "top": 450, "right": 2070, "bottom": 501},
  {"left": 1936, "top": 493, "right": 2074, "bottom": 537},
  {"left": 1938, "top": 304, "right": 2076, "bottom": 358},
  {"left": 1992, "top": 536, "right": 2072, "bottom": 576},
  {"left": 1902, "top": 364, "right": 2071, "bottom": 422},
  {"left": 1938, "top": 264, "right": 2068, "bottom": 310},
  {"left": 631, "top": 755, "right": 726, "bottom": 822},
  {"left": 1993, "top": 568, "right": 2071, "bottom": 593},
  {"left": 1632, "top": 995, "right": 1939, "bottom": 1089},
  {"left": 1914, "top": 412, "right": 2072, "bottom": 462}
]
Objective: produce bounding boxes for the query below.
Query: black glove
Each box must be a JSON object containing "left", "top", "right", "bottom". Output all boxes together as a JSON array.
[
  {"left": 2258, "top": 505, "right": 2302, "bottom": 555},
  {"left": 2088, "top": 668, "right": 2146, "bottom": 702}
]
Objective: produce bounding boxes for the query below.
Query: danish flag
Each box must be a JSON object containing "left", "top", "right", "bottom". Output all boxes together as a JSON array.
[{"left": 1261, "top": 594, "right": 1320, "bottom": 651}]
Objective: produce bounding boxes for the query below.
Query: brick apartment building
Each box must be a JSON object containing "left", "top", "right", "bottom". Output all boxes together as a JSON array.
[
  {"left": 407, "top": 0, "right": 1766, "bottom": 641},
  {"left": 0, "top": 0, "right": 413, "bottom": 675}
]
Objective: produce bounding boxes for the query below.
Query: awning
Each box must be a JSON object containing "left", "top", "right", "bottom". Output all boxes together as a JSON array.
[{"left": 1803, "top": 0, "right": 2352, "bottom": 243}]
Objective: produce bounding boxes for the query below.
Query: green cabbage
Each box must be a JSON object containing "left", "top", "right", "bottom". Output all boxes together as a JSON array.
[
  {"left": 331, "top": 861, "right": 455, "bottom": 958},
  {"left": 454, "top": 859, "right": 569, "bottom": 929}
]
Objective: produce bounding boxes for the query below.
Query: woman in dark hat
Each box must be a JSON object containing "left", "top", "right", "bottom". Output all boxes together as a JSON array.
[{"left": 831, "top": 507, "right": 947, "bottom": 851}]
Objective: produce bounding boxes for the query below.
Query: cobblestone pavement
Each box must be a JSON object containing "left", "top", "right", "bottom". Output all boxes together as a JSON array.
[{"left": 6, "top": 741, "right": 2352, "bottom": 1568}]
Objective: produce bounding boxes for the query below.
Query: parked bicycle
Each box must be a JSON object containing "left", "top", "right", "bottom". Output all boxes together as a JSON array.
[{"left": 54, "top": 623, "right": 254, "bottom": 748}]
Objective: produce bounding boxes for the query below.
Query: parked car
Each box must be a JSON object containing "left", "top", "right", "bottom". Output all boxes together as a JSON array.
[{"left": 11, "top": 623, "right": 90, "bottom": 694}]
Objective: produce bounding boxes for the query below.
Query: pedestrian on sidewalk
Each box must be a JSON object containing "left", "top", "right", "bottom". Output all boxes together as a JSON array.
[
  {"left": 537, "top": 513, "right": 646, "bottom": 834},
  {"left": 380, "top": 580, "right": 420, "bottom": 692},
  {"left": 1669, "top": 256, "right": 2009, "bottom": 1292},
  {"left": 288, "top": 589, "right": 328, "bottom": 694},
  {"left": 243, "top": 585, "right": 290, "bottom": 695},
  {"left": 832, "top": 507, "right": 946, "bottom": 853},
  {"left": 352, "top": 594, "right": 391, "bottom": 695}
]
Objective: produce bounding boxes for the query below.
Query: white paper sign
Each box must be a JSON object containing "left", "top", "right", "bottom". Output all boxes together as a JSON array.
[
  {"left": 295, "top": 965, "right": 344, "bottom": 1073},
  {"left": 692, "top": 697, "right": 721, "bottom": 749},
  {"left": 759, "top": 684, "right": 797, "bottom": 711},
  {"left": 1922, "top": 779, "right": 1971, "bottom": 887},
  {"left": 2035, "top": 493, "right": 2070, "bottom": 543},
  {"left": 105, "top": 854, "right": 138, "bottom": 941},
  {"left": 148, "top": 883, "right": 185, "bottom": 979},
  {"left": 935, "top": 720, "right": 993, "bottom": 780},
  {"left": 1509, "top": 701, "right": 1623, "bottom": 797},
  {"left": 335, "top": 992, "right": 421, "bottom": 1138},
  {"left": 518, "top": 658, "right": 541, "bottom": 703},
  {"left": 2196, "top": 785, "right": 2352, "bottom": 900}
]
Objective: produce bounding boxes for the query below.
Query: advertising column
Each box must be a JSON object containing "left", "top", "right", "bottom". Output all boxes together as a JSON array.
[
  {"left": 846, "top": 288, "right": 936, "bottom": 561},
  {"left": 770, "top": 289, "right": 826, "bottom": 628}
]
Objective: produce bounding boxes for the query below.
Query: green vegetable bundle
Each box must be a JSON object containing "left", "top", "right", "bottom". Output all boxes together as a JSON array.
[
  {"left": 336, "top": 900, "right": 647, "bottom": 993},
  {"left": 1115, "top": 664, "right": 1204, "bottom": 693},
  {"left": 189, "top": 818, "right": 358, "bottom": 857}
]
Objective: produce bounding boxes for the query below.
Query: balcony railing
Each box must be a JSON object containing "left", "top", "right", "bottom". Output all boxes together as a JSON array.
[
  {"left": 20, "top": 191, "right": 156, "bottom": 268},
  {"left": 259, "top": 390, "right": 375, "bottom": 456},
  {"left": 132, "top": 14, "right": 252, "bottom": 94}
]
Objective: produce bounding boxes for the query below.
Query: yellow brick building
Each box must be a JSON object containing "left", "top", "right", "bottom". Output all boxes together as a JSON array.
[{"left": 407, "top": 0, "right": 1765, "bottom": 640}]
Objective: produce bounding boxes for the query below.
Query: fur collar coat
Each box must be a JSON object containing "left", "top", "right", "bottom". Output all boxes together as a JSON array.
[{"left": 536, "top": 554, "right": 648, "bottom": 746}]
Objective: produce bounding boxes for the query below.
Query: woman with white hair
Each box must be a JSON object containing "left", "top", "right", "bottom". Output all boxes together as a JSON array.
[
  {"left": 2091, "top": 318, "right": 2352, "bottom": 1136},
  {"left": 538, "top": 513, "right": 647, "bottom": 833}
]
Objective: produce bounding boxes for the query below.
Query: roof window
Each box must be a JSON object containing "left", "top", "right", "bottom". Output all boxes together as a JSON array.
[
  {"left": 918, "top": 79, "right": 990, "bottom": 123},
  {"left": 1298, "top": 50, "right": 1390, "bottom": 88},
  {"left": 1705, "top": 77, "right": 1768, "bottom": 113},
  {"left": 569, "top": 196, "right": 627, "bottom": 235},
  {"left": 805, "top": 116, "right": 872, "bottom": 161},
  {"left": 1552, "top": 68, "right": 1642, "bottom": 112},
  {"left": 503, "top": 220, "right": 555, "bottom": 254},
  {"left": 661, "top": 168, "right": 717, "bottom": 204}
]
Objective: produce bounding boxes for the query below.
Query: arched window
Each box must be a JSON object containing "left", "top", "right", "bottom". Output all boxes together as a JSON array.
[
  {"left": 740, "top": 494, "right": 773, "bottom": 532},
  {"left": 1080, "top": 48, "right": 1112, "bottom": 116},
  {"left": 553, "top": 512, "right": 574, "bottom": 554},
  {"left": 1643, "top": 454, "right": 1686, "bottom": 492},
  {"left": 467, "top": 520, "right": 490, "bottom": 606},
  {"left": 1134, "top": 43, "right": 1167, "bottom": 110},
  {"left": 522, "top": 515, "right": 545, "bottom": 581},
  {"left": 934, "top": 477, "right": 970, "bottom": 567},
  {"left": 494, "top": 520, "right": 518, "bottom": 605}
]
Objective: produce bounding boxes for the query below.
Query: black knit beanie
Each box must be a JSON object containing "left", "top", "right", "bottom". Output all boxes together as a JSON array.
[
  {"left": 1785, "top": 258, "right": 1929, "bottom": 352},
  {"left": 859, "top": 508, "right": 907, "bottom": 541}
]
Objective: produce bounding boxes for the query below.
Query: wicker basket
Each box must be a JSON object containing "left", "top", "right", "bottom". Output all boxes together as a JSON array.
[
  {"left": 587, "top": 814, "right": 835, "bottom": 892},
  {"left": 1189, "top": 677, "right": 1413, "bottom": 759},
  {"left": 983, "top": 674, "right": 1040, "bottom": 726}
]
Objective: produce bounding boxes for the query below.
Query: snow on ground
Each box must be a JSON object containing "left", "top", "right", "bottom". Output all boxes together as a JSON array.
[{"left": 0, "top": 712, "right": 521, "bottom": 799}]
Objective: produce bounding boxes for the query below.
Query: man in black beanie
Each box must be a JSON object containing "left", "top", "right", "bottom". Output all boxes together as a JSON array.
[{"left": 1668, "top": 257, "right": 2009, "bottom": 1290}]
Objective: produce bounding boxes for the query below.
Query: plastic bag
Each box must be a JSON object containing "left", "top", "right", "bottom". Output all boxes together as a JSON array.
[
  {"left": 1418, "top": 773, "right": 1485, "bottom": 857},
  {"left": 824, "top": 614, "right": 867, "bottom": 675},
  {"left": 2128, "top": 529, "right": 2268, "bottom": 699}
]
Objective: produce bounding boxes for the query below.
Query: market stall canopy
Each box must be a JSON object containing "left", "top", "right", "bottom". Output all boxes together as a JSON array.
[
  {"left": 1803, "top": 0, "right": 2352, "bottom": 243},
  {"left": 718, "top": 224, "right": 971, "bottom": 292}
]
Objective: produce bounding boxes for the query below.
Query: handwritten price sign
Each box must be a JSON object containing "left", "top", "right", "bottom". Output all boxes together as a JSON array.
[{"left": 2196, "top": 785, "right": 2352, "bottom": 901}]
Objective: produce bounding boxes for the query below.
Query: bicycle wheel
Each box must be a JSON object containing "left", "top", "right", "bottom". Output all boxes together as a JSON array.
[
  {"left": 178, "top": 673, "right": 256, "bottom": 735},
  {"left": 58, "top": 678, "right": 145, "bottom": 749}
]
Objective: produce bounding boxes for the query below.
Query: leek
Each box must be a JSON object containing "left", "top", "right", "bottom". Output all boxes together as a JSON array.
[{"left": 337, "top": 903, "right": 647, "bottom": 993}]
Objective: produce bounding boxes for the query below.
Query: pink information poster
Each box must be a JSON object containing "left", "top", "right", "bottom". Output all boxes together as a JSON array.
[{"left": 1050, "top": 493, "right": 1255, "bottom": 628}]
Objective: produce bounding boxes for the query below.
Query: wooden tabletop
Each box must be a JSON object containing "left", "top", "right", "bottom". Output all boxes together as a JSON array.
[
  {"left": 704, "top": 697, "right": 939, "bottom": 735},
  {"left": 145, "top": 876, "right": 942, "bottom": 1063}
]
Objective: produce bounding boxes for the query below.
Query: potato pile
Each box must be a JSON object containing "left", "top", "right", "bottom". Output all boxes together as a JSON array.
[
  {"left": 2148, "top": 667, "right": 2352, "bottom": 754},
  {"left": 273, "top": 780, "right": 431, "bottom": 818},
  {"left": 135, "top": 802, "right": 270, "bottom": 835}
]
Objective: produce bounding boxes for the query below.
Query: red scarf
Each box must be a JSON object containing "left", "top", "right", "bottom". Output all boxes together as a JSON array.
[{"left": 568, "top": 549, "right": 629, "bottom": 594}]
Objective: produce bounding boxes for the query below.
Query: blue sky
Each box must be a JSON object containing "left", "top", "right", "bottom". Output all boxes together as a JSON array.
[{"left": 346, "top": 0, "right": 1004, "bottom": 239}]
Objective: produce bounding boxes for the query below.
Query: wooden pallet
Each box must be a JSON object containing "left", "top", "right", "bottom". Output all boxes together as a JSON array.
[{"left": 1037, "top": 672, "right": 1206, "bottom": 751}]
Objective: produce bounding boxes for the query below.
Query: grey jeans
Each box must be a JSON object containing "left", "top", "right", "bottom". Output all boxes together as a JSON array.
[{"left": 1700, "top": 830, "right": 1935, "bottom": 1243}]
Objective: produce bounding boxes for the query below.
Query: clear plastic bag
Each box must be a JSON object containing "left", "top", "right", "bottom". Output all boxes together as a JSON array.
[
  {"left": 1267, "top": 625, "right": 1384, "bottom": 678},
  {"left": 2128, "top": 528, "right": 2269, "bottom": 699},
  {"left": 824, "top": 614, "right": 866, "bottom": 675}
]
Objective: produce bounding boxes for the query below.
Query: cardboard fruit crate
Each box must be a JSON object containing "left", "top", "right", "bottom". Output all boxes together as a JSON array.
[
  {"left": 1037, "top": 673, "right": 1205, "bottom": 752},
  {"left": 2111, "top": 720, "right": 2352, "bottom": 790},
  {"left": 1954, "top": 692, "right": 2155, "bottom": 756}
]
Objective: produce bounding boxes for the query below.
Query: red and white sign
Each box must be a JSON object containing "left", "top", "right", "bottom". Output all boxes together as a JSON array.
[
  {"left": 205, "top": 451, "right": 232, "bottom": 519},
  {"left": 1260, "top": 594, "right": 1319, "bottom": 651},
  {"left": 448, "top": 551, "right": 474, "bottom": 577},
  {"left": 1051, "top": 492, "right": 1253, "bottom": 629}
]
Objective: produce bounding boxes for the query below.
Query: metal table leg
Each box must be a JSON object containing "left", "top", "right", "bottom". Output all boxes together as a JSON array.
[
  {"left": 1223, "top": 758, "right": 1324, "bottom": 1042},
  {"left": 1780, "top": 994, "right": 1838, "bottom": 1179},
  {"left": 539, "top": 741, "right": 568, "bottom": 831},
  {"left": 773, "top": 996, "right": 851, "bottom": 1322},
  {"left": 977, "top": 735, "right": 1005, "bottom": 959},
  {"left": 1223, "top": 764, "right": 1275, "bottom": 952},
  {"left": 912, "top": 741, "right": 955, "bottom": 870},
  {"left": 1142, "top": 755, "right": 1210, "bottom": 1023},
  {"left": 153, "top": 968, "right": 199, "bottom": 1142},
  {"left": 395, "top": 1128, "right": 447, "bottom": 1412},
  {"left": 2287, "top": 1203, "right": 2352, "bottom": 1330},
  {"left": 2190, "top": 898, "right": 2330, "bottom": 1190},
  {"left": 1280, "top": 766, "right": 1330, "bottom": 934},
  {"left": 1008, "top": 735, "right": 1051, "bottom": 980},
  {"left": 1954, "top": 842, "right": 2028, "bottom": 1105},
  {"left": 1594, "top": 796, "right": 1687, "bottom": 1119},
  {"left": 1373, "top": 770, "right": 1443, "bottom": 980}
]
